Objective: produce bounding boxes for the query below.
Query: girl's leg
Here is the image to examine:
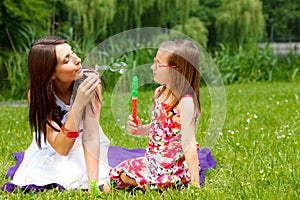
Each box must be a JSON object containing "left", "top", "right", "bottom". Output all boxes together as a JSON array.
[{"left": 120, "top": 173, "right": 138, "bottom": 186}]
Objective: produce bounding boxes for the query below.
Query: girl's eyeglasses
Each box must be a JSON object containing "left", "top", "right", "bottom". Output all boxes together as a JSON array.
[{"left": 153, "top": 57, "right": 177, "bottom": 69}]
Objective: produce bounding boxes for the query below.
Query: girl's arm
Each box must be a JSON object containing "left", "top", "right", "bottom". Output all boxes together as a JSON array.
[{"left": 179, "top": 97, "right": 200, "bottom": 187}]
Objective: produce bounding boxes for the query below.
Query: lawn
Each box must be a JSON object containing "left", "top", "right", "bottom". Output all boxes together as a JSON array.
[{"left": 0, "top": 82, "right": 299, "bottom": 199}]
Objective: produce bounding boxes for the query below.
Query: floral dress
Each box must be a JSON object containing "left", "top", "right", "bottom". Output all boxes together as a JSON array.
[{"left": 109, "top": 89, "right": 199, "bottom": 190}]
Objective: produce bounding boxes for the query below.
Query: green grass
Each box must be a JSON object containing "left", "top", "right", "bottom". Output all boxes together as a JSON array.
[{"left": 0, "top": 82, "right": 299, "bottom": 199}]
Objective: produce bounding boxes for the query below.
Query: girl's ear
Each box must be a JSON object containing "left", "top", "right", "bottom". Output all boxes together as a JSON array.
[{"left": 51, "top": 74, "right": 56, "bottom": 80}]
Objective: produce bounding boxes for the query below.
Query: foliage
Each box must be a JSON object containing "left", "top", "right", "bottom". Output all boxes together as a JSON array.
[
  {"left": 262, "top": 0, "right": 300, "bottom": 41},
  {"left": 1, "top": 40, "right": 300, "bottom": 100},
  {"left": 1, "top": 0, "right": 300, "bottom": 100},
  {"left": 172, "top": 17, "right": 208, "bottom": 48},
  {"left": 213, "top": 43, "right": 300, "bottom": 84},
  {"left": 215, "top": 0, "right": 265, "bottom": 44},
  {"left": 0, "top": 0, "right": 50, "bottom": 51},
  {"left": 0, "top": 82, "right": 299, "bottom": 199},
  {"left": 63, "top": 0, "right": 114, "bottom": 42},
  {"left": 3, "top": 52, "right": 29, "bottom": 100}
]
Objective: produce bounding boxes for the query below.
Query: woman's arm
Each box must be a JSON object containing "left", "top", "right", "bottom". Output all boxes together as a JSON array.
[
  {"left": 179, "top": 97, "right": 200, "bottom": 187},
  {"left": 47, "top": 74, "right": 100, "bottom": 156},
  {"left": 27, "top": 89, "right": 76, "bottom": 155}
]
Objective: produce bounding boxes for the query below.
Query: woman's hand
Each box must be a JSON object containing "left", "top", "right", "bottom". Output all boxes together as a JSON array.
[{"left": 74, "top": 73, "right": 100, "bottom": 108}]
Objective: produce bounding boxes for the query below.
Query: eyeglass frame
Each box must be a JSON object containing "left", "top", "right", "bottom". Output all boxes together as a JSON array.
[{"left": 153, "top": 57, "right": 177, "bottom": 69}]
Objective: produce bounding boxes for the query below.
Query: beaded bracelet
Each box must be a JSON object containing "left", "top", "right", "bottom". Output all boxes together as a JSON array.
[{"left": 61, "top": 124, "right": 79, "bottom": 139}]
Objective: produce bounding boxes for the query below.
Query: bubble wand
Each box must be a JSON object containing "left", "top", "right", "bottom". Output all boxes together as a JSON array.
[{"left": 131, "top": 76, "right": 138, "bottom": 125}]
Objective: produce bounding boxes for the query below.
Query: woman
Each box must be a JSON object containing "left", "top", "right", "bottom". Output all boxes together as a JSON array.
[{"left": 11, "top": 36, "right": 110, "bottom": 195}]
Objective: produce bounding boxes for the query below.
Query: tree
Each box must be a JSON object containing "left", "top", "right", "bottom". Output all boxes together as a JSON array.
[
  {"left": 215, "top": 0, "right": 265, "bottom": 45},
  {"left": 64, "top": 0, "right": 114, "bottom": 43},
  {"left": 190, "top": 0, "right": 221, "bottom": 47},
  {"left": 0, "top": 0, "right": 50, "bottom": 52},
  {"left": 263, "top": 0, "right": 300, "bottom": 42},
  {"left": 172, "top": 17, "right": 208, "bottom": 47}
]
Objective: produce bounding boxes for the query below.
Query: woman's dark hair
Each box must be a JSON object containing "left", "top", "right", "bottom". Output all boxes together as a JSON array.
[
  {"left": 28, "top": 36, "right": 105, "bottom": 148},
  {"left": 28, "top": 36, "right": 67, "bottom": 148}
]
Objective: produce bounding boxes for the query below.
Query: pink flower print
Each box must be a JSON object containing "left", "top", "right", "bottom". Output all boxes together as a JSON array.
[
  {"left": 156, "top": 109, "right": 166, "bottom": 126},
  {"left": 163, "top": 148, "right": 177, "bottom": 159},
  {"left": 127, "top": 158, "right": 144, "bottom": 172},
  {"left": 161, "top": 161, "right": 172, "bottom": 169}
]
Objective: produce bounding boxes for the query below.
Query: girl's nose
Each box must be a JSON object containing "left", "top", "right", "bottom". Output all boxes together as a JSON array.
[{"left": 151, "top": 63, "right": 155, "bottom": 70}]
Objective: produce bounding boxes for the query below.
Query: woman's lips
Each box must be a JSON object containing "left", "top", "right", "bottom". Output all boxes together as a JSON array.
[{"left": 76, "top": 66, "right": 82, "bottom": 73}]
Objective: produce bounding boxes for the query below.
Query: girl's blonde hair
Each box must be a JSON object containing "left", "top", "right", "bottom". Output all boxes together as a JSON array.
[{"left": 158, "top": 39, "right": 201, "bottom": 120}]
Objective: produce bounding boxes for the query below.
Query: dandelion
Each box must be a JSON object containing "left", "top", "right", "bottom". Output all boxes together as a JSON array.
[{"left": 276, "top": 135, "right": 281, "bottom": 139}]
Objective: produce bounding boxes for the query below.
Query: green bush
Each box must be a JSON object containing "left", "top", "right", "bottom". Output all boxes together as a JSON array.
[
  {"left": 1, "top": 41, "right": 300, "bottom": 101},
  {"left": 213, "top": 43, "right": 300, "bottom": 84}
]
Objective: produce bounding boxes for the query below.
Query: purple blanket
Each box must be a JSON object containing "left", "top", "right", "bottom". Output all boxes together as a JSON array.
[{"left": 2, "top": 146, "right": 216, "bottom": 192}]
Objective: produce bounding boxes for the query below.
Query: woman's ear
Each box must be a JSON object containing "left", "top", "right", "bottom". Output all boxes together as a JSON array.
[{"left": 51, "top": 74, "right": 56, "bottom": 80}]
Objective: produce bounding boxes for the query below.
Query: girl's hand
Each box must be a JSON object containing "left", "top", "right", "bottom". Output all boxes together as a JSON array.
[{"left": 127, "top": 115, "right": 143, "bottom": 135}]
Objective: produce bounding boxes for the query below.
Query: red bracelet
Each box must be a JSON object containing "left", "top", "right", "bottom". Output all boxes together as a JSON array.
[{"left": 61, "top": 124, "right": 79, "bottom": 139}]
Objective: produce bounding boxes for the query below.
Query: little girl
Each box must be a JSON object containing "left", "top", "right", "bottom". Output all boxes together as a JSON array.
[{"left": 109, "top": 39, "right": 207, "bottom": 190}]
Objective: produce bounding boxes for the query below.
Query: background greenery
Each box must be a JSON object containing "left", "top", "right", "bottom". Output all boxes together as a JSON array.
[{"left": 0, "top": 0, "right": 300, "bottom": 100}]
